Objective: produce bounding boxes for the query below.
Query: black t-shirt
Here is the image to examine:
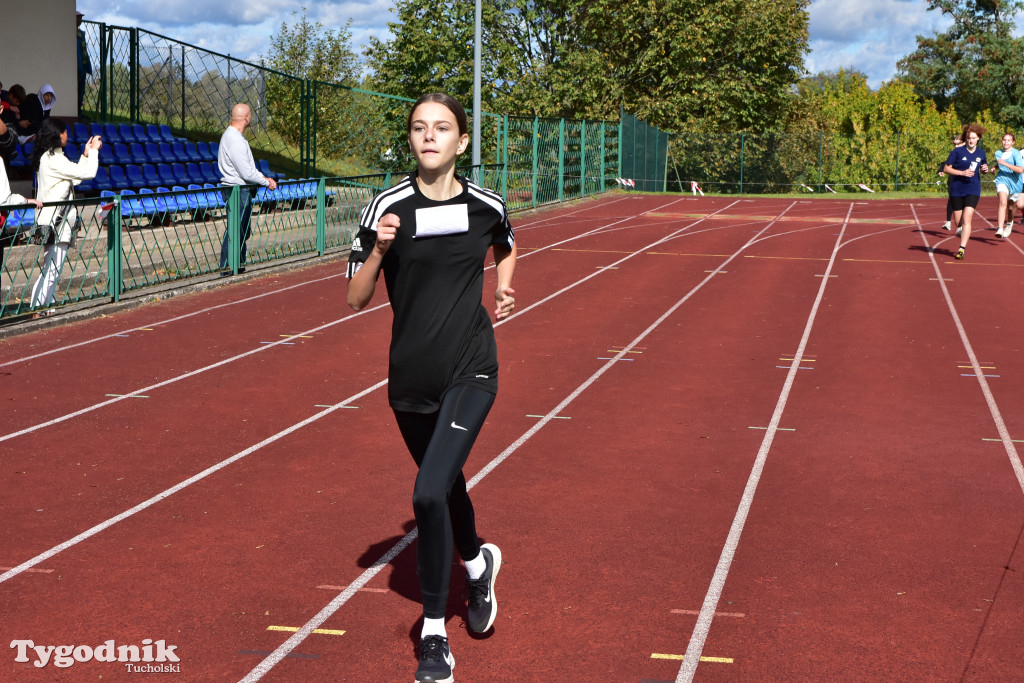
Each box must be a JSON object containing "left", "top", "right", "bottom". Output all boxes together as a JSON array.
[{"left": 347, "top": 172, "right": 515, "bottom": 413}]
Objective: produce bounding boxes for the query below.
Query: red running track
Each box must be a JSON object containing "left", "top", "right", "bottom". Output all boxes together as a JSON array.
[{"left": 1, "top": 194, "right": 1022, "bottom": 682}]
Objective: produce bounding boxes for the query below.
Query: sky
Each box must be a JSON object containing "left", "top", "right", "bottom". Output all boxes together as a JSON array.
[{"left": 77, "top": 0, "right": 957, "bottom": 90}]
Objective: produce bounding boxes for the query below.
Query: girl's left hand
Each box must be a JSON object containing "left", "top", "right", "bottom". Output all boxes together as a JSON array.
[{"left": 495, "top": 286, "right": 516, "bottom": 320}]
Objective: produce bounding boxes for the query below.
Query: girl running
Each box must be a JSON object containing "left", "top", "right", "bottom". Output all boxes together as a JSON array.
[
  {"left": 347, "top": 93, "right": 516, "bottom": 683},
  {"left": 993, "top": 132, "right": 1024, "bottom": 238},
  {"left": 943, "top": 123, "right": 988, "bottom": 259}
]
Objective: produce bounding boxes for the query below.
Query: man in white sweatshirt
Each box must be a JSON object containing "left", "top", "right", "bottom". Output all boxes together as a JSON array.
[{"left": 217, "top": 103, "right": 276, "bottom": 276}]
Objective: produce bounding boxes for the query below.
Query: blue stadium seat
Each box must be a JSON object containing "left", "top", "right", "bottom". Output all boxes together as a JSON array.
[
  {"left": 64, "top": 143, "right": 81, "bottom": 162},
  {"left": 145, "top": 142, "right": 167, "bottom": 164},
  {"left": 95, "top": 142, "right": 114, "bottom": 166},
  {"left": 208, "top": 141, "right": 220, "bottom": 159},
  {"left": 89, "top": 122, "right": 105, "bottom": 139},
  {"left": 141, "top": 164, "right": 161, "bottom": 188},
  {"left": 145, "top": 124, "right": 162, "bottom": 143},
  {"left": 8, "top": 142, "right": 27, "bottom": 167},
  {"left": 103, "top": 123, "right": 121, "bottom": 143},
  {"left": 167, "top": 186, "right": 191, "bottom": 213},
  {"left": 158, "top": 124, "right": 185, "bottom": 143},
  {"left": 157, "top": 143, "right": 175, "bottom": 164},
  {"left": 138, "top": 188, "right": 169, "bottom": 221},
  {"left": 204, "top": 183, "right": 226, "bottom": 208},
  {"left": 182, "top": 142, "right": 202, "bottom": 163},
  {"left": 108, "top": 165, "right": 128, "bottom": 190},
  {"left": 257, "top": 159, "right": 283, "bottom": 180},
  {"left": 157, "top": 164, "right": 177, "bottom": 187},
  {"left": 169, "top": 142, "right": 189, "bottom": 164},
  {"left": 125, "top": 165, "right": 145, "bottom": 189},
  {"left": 199, "top": 162, "right": 220, "bottom": 184},
  {"left": 8, "top": 208, "right": 35, "bottom": 228},
  {"left": 129, "top": 143, "right": 148, "bottom": 166},
  {"left": 92, "top": 166, "right": 112, "bottom": 192},
  {"left": 119, "top": 189, "right": 144, "bottom": 219},
  {"left": 185, "top": 162, "right": 202, "bottom": 182},
  {"left": 171, "top": 163, "right": 191, "bottom": 186},
  {"left": 196, "top": 141, "right": 213, "bottom": 161},
  {"left": 131, "top": 124, "right": 148, "bottom": 144},
  {"left": 118, "top": 123, "right": 137, "bottom": 144},
  {"left": 111, "top": 142, "right": 131, "bottom": 166},
  {"left": 187, "top": 184, "right": 209, "bottom": 212},
  {"left": 71, "top": 122, "right": 90, "bottom": 144}
]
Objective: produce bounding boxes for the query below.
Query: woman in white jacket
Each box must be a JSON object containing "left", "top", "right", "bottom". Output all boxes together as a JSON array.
[{"left": 29, "top": 118, "right": 101, "bottom": 314}]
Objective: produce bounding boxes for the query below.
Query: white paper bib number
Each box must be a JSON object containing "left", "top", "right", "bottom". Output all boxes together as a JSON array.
[{"left": 415, "top": 204, "right": 469, "bottom": 238}]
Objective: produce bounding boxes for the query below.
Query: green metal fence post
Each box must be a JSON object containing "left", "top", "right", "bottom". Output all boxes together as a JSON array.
[
  {"left": 130, "top": 28, "right": 139, "bottom": 122},
  {"left": 580, "top": 119, "right": 586, "bottom": 197},
  {"left": 227, "top": 185, "right": 240, "bottom": 274},
  {"left": 600, "top": 122, "right": 606, "bottom": 192},
  {"left": 531, "top": 117, "right": 539, "bottom": 209},
  {"left": 316, "top": 177, "right": 326, "bottom": 256},
  {"left": 180, "top": 45, "right": 186, "bottom": 133},
  {"left": 739, "top": 131, "right": 745, "bottom": 195},
  {"left": 501, "top": 114, "right": 509, "bottom": 199},
  {"left": 557, "top": 118, "right": 565, "bottom": 202},
  {"left": 107, "top": 197, "right": 123, "bottom": 302}
]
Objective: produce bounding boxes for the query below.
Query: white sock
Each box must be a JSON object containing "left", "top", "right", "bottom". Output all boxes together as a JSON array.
[
  {"left": 464, "top": 551, "right": 486, "bottom": 581},
  {"left": 421, "top": 617, "right": 446, "bottom": 640}
]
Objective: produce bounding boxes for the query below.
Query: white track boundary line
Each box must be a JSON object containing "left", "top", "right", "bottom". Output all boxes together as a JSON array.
[
  {"left": 1, "top": 200, "right": 679, "bottom": 443},
  {"left": 237, "top": 200, "right": 794, "bottom": 683},
  {"left": 676, "top": 202, "right": 853, "bottom": 682},
  {"left": 911, "top": 205, "right": 1024, "bottom": 496},
  {"left": 0, "top": 196, "right": 693, "bottom": 579}
]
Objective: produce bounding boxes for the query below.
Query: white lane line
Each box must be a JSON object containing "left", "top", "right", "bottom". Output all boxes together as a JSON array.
[
  {"left": 1, "top": 201, "right": 676, "bottom": 443},
  {"left": 0, "top": 272, "right": 345, "bottom": 369},
  {"left": 0, "top": 380, "right": 386, "bottom": 585},
  {"left": 0, "top": 196, "right": 695, "bottom": 578},
  {"left": 676, "top": 202, "right": 854, "bottom": 683},
  {"left": 237, "top": 200, "right": 795, "bottom": 683},
  {"left": 911, "top": 205, "right": 1024, "bottom": 496}
]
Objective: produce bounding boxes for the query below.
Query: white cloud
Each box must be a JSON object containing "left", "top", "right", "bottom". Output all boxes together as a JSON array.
[{"left": 806, "top": 0, "right": 952, "bottom": 87}]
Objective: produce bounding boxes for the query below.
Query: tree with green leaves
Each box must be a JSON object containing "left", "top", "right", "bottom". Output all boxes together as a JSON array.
[
  {"left": 262, "top": 10, "right": 359, "bottom": 155},
  {"left": 365, "top": 0, "right": 810, "bottom": 133},
  {"left": 896, "top": 0, "right": 1024, "bottom": 128}
]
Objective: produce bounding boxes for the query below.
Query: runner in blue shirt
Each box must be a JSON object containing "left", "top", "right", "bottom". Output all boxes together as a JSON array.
[
  {"left": 943, "top": 123, "right": 989, "bottom": 260},
  {"left": 993, "top": 132, "right": 1024, "bottom": 238}
]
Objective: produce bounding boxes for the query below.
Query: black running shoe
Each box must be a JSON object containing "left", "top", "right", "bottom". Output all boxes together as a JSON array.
[
  {"left": 467, "top": 543, "right": 502, "bottom": 633},
  {"left": 415, "top": 635, "right": 454, "bottom": 683}
]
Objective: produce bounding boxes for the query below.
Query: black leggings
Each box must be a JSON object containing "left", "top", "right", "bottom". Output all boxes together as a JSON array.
[{"left": 394, "top": 384, "right": 495, "bottom": 619}]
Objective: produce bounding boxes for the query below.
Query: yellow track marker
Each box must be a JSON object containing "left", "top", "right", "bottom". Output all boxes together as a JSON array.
[
  {"left": 608, "top": 349, "right": 644, "bottom": 354},
  {"left": 281, "top": 334, "right": 314, "bottom": 339},
  {"left": 651, "top": 653, "right": 733, "bottom": 663},
  {"left": 267, "top": 625, "right": 345, "bottom": 636},
  {"left": 526, "top": 414, "right": 571, "bottom": 419},
  {"left": 958, "top": 365, "right": 994, "bottom": 369}
]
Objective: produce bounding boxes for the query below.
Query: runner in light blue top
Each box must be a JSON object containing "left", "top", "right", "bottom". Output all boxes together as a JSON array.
[{"left": 993, "top": 132, "right": 1024, "bottom": 237}]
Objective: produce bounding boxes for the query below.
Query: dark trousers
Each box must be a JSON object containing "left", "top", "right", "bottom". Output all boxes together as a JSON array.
[
  {"left": 394, "top": 385, "right": 495, "bottom": 619},
  {"left": 219, "top": 185, "right": 253, "bottom": 271}
]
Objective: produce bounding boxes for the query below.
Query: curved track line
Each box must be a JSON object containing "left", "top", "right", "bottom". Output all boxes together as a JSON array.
[{"left": 677, "top": 202, "right": 853, "bottom": 682}]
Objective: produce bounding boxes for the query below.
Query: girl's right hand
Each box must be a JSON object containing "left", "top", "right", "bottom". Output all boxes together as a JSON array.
[{"left": 375, "top": 213, "right": 399, "bottom": 254}]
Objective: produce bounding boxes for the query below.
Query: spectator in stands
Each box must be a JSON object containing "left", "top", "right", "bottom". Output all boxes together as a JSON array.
[
  {"left": 29, "top": 118, "right": 102, "bottom": 315},
  {"left": 1, "top": 117, "right": 42, "bottom": 265},
  {"left": 0, "top": 80, "right": 9, "bottom": 105},
  {"left": 7, "top": 84, "right": 52, "bottom": 141},
  {"left": 217, "top": 102, "right": 276, "bottom": 276},
  {"left": 76, "top": 12, "right": 92, "bottom": 119}
]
